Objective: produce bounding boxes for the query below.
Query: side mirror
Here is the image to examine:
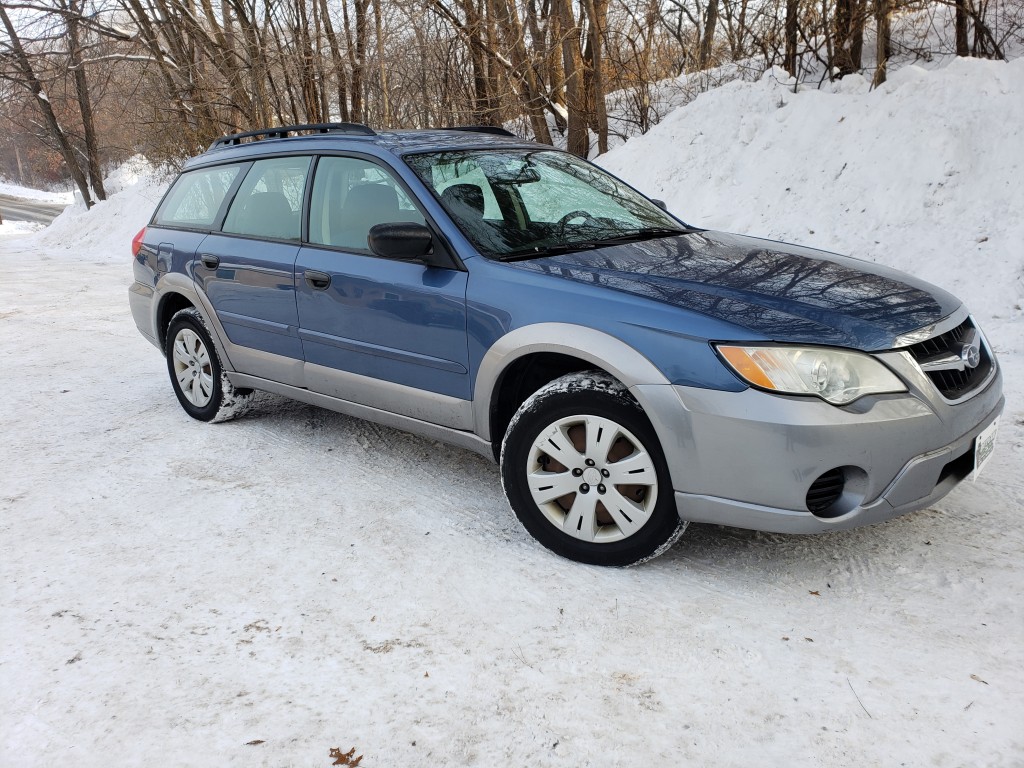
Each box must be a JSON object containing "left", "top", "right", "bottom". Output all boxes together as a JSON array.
[
  {"left": 368, "top": 222, "right": 451, "bottom": 268},
  {"left": 651, "top": 198, "right": 668, "bottom": 211}
]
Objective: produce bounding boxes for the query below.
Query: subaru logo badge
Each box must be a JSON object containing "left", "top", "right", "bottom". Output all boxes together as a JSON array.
[{"left": 961, "top": 340, "right": 981, "bottom": 369}]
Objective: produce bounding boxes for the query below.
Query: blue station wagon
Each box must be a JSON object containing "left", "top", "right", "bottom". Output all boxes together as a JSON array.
[{"left": 130, "top": 123, "right": 1003, "bottom": 565}]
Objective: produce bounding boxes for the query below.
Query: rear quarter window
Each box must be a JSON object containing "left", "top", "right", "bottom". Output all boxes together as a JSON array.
[{"left": 153, "top": 165, "right": 242, "bottom": 228}]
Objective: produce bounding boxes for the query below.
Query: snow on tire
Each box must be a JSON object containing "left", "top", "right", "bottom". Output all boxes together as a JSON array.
[
  {"left": 500, "top": 371, "right": 687, "bottom": 566},
  {"left": 165, "top": 307, "right": 254, "bottom": 423}
]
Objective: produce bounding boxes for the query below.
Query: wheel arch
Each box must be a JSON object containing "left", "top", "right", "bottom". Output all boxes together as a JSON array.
[
  {"left": 156, "top": 291, "right": 196, "bottom": 351},
  {"left": 151, "top": 274, "right": 238, "bottom": 373},
  {"left": 474, "top": 323, "right": 671, "bottom": 454}
]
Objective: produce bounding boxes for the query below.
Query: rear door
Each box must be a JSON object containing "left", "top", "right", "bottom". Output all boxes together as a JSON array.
[
  {"left": 295, "top": 155, "right": 472, "bottom": 428},
  {"left": 194, "top": 156, "right": 312, "bottom": 385},
  {"left": 144, "top": 162, "right": 245, "bottom": 305}
]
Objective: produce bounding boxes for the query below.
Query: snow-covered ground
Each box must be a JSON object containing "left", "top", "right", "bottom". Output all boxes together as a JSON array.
[
  {"left": 0, "top": 219, "right": 45, "bottom": 237},
  {"left": 2, "top": 59, "right": 1022, "bottom": 767},
  {"left": 0, "top": 180, "right": 74, "bottom": 237},
  {"left": 0, "top": 180, "right": 74, "bottom": 204}
]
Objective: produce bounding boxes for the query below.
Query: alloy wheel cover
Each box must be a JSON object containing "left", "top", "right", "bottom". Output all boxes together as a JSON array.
[{"left": 525, "top": 414, "right": 658, "bottom": 543}]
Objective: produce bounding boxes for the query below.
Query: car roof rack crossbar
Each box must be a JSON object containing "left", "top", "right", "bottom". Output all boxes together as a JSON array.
[
  {"left": 446, "top": 125, "right": 518, "bottom": 137},
  {"left": 208, "top": 122, "right": 376, "bottom": 150}
]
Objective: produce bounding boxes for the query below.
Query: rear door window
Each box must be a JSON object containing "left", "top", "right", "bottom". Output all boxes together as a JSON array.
[
  {"left": 222, "top": 156, "right": 312, "bottom": 241},
  {"left": 152, "top": 165, "right": 242, "bottom": 229}
]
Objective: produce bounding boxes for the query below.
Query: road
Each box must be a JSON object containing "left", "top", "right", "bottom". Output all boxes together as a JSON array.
[{"left": 0, "top": 194, "right": 69, "bottom": 225}]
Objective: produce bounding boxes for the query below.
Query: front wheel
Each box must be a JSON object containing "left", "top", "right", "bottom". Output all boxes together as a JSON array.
[
  {"left": 165, "top": 308, "right": 253, "bottom": 422},
  {"left": 500, "top": 371, "right": 686, "bottom": 566}
]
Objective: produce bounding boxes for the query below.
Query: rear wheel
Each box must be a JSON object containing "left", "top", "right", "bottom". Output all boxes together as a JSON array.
[
  {"left": 500, "top": 371, "right": 686, "bottom": 565},
  {"left": 165, "top": 308, "right": 253, "bottom": 422}
]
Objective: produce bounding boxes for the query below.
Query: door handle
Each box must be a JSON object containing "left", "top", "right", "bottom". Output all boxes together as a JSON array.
[
  {"left": 200, "top": 253, "right": 220, "bottom": 269},
  {"left": 305, "top": 270, "right": 331, "bottom": 290}
]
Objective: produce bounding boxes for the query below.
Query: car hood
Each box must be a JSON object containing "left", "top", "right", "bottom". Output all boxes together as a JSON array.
[{"left": 506, "top": 231, "right": 960, "bottom": 350}]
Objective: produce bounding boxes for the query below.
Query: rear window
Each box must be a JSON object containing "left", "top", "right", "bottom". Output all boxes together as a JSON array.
[{"left": 153, "top": 165, "right": 242, "bottom": 228}]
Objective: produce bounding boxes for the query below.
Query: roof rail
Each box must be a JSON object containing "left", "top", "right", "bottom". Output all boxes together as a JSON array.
[
  {"left": 447, "top": 126, "right": 518, "bottom": 138},
  {"left": 207, "top": 122, "right": 376, "bottom": 150}
]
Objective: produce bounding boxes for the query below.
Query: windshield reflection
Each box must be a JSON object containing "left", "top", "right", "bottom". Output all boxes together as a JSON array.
[{"left": 405, "top": 150, "right": 685, "bottom": 258}]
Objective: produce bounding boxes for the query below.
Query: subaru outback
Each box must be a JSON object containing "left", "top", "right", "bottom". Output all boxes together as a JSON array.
[{"left": 129, "top": 123, "right": 1003, "bottom": 565}]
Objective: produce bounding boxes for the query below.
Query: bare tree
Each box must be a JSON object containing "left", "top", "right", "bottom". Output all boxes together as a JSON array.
[{"left": 0, "top": 3, "right": 96, "bottom": 204}]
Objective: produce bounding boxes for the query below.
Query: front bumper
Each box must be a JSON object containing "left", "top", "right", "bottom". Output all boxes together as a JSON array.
[{"left": 634, "top": 349, "right": 1004, "bottom": 534}]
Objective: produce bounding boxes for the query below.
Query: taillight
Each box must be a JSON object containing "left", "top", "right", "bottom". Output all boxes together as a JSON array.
[{"left": 132, "top": 227, "right": 146, "bottom": 258}]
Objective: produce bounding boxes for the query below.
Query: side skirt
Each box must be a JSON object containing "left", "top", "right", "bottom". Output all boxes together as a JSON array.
[{"left": 227, "top": 372, "right": 495, "bottom": 460}]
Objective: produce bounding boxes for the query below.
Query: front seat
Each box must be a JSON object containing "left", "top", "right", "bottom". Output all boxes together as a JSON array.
[
  {"left": 441, "top": 184, "right": 486, "bottom": 228},
  {"left": 233, "top": 191, "right": 297, "bottom": 240},
  {"left": 333, "top": 183, "right": 400, "bottom": 249}
]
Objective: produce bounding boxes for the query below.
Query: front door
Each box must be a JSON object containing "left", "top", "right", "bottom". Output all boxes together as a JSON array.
[{"left": 295, "top": 155, "right": 472, "bottom": 429}]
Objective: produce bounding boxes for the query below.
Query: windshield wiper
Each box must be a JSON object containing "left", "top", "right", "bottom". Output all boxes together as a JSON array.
[
  {"left": 594, "top": 226, "right": 698, "bottom": 244},
  {"left": 496, "top": 227, "right": 699, "bottom": 261},
  {"left": 498, "top": 241, "right": 605, "bottom": 261}
]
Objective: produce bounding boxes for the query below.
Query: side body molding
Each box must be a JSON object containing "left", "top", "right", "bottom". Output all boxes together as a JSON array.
[{"left": 472, "top": 322, "right": 672, "bottom": 443}]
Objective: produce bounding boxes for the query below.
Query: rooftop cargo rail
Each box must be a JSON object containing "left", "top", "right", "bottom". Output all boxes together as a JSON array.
[
  {"left": 446, "top": 126, "right": 517, "bottom": 137},
  {"left": 207, "top": 122, "right": 376, "bottom": 150}
]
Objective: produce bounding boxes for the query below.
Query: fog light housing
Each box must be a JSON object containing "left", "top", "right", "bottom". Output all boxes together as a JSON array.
[{"left": 806, "top": 468, "right": 846, "bottom": 515}]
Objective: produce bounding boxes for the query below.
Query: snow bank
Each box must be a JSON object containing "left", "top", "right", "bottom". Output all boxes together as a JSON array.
[{"left": 28, "top": 156, "right": 166, "bottom": 260}]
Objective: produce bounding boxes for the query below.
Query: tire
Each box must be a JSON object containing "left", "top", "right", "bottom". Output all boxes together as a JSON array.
[
  {"left": 500, "top": 371, "right": 687, "bottom": 566},
  {"left": 165, "top": 307, "right": 254, "bottom": 423}
]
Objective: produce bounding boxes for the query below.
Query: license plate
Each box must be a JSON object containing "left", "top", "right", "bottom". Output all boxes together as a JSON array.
[{"left": 972, "top": 418, "right": 999, "bottom": 481}]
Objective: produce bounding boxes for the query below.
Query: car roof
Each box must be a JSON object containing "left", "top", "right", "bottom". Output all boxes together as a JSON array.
[{"left": 185, "top": 126, "right": 547, "bottom": 170}]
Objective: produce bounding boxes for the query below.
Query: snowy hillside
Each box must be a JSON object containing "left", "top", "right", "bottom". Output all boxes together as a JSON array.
[{"left": 2, "top": 57, "right": 1022, "bottom": 767}]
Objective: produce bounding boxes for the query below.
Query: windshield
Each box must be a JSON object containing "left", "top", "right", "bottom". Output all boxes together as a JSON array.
[{"left": 404, "top": 149, "right": 688, "bottom": 260}]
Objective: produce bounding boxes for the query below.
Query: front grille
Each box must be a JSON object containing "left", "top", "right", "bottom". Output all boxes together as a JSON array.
[
  {"left": 806, "top": 468, "right": 845, "bottom": 514},
  {"left": 906, "top": 318, "right": 992, "bottom": 401}
]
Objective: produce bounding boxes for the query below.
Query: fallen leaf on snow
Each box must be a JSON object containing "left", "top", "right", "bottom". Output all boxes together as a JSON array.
[
  {"left": 329, "top": 746, "right": 363, "bottom": 766},
  {"left": 245, "top": 739, "right": 264, "bottom": 745},
  {"left": 970, "top": 674, "right": 989, "bottom": 685},
  {"left": 809, "top": 590, "right": 820, "bottom": 596}
]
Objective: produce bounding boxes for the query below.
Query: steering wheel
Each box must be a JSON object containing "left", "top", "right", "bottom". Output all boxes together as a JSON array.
[{"left": 555, "top": 210, "right": 601, "bottom": 237}]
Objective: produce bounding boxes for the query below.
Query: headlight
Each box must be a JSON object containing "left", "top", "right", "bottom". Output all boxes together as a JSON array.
[{"left": 715, "top": 345, "right": 906, "bottom": 405}]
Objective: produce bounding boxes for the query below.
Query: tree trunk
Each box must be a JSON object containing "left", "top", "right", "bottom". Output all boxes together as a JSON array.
[
  {"left": 581, "top": 0, "right": 608, "bottom": 153},
  {"left": 955, "top": 0, "right": 970, "bottom": 56},
  {"left": 871, "top": 0, "right": 890, "bottom": 87},
  {"left": 784, "top": 0, "right": 799, "bottom": 76},
  {"left": 318, "top": 0, "right": 351, "bottom": 121},
  {"left": 554, "top": 0, "right": 588, "bottom": 156},
  {"left": 66, "top": 0, "right": 107, "bottom": 200},
  {"left": 540, "top": 0, "right": 568, "bottom": 134},
  {"left": 372, "top": 0, "right": 392, "bottom": 126},
  {"left": 850, "top": 0, "right": 865, "bottom": 69},
  {"left": 350, "top": 0, "right": 368, "bottom": 122},
  {"left": 15, "top": 144, "right": 28, "bottom": 186},
  {"left": 0, "top": 3, "right": 94, "bottom": 207},
  {"left": 698, "top": 0, "right": 719, "bottom": 69},
  {"left": 832, "top": 0, "right": 863, "bottom": 76},
  {"left": 493, "top": 0, "right": 553, "bottom": 143},
  {"left": 455, "top": 0, "right": 495, "bottom": 124}
]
